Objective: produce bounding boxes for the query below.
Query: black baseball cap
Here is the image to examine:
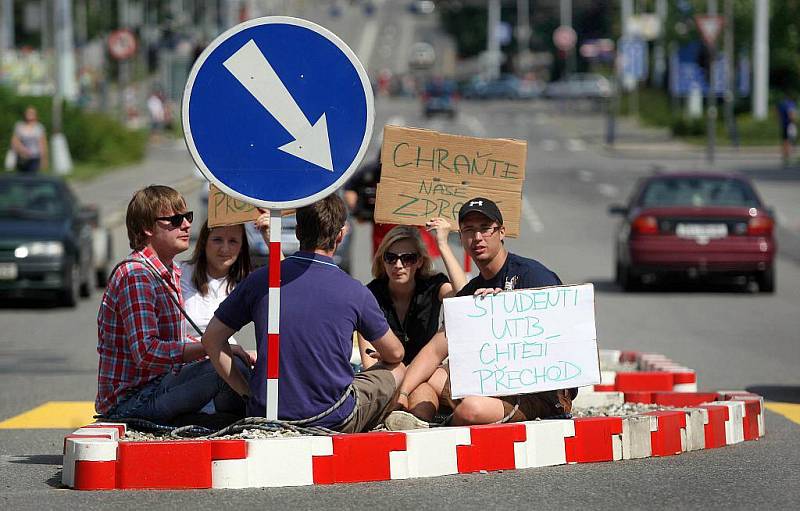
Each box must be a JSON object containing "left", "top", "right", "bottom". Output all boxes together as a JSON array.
[{"left": 458, "top": 197, "right": 503, "bottom": 225}]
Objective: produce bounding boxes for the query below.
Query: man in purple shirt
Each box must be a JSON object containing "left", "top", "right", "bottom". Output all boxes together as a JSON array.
[{"left": 202, "top": 194, "right": 406, "bottom": 432}]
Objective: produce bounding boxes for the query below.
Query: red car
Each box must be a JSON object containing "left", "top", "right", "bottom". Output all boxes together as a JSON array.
[{"left": 609, "top": 172, "right": 776, "bottom": 292}]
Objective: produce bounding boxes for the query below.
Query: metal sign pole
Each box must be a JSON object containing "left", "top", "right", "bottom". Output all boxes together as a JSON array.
[{"left": 266, "top": 209, "right": 282, "bottom": 420}]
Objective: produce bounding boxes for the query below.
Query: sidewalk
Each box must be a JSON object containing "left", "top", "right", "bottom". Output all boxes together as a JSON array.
[{"left": 71, "top": 139, "right": 203, "bottom": 228}]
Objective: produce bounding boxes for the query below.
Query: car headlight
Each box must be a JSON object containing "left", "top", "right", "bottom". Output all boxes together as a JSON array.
[{"left": 14, "top": 241, "right": 64, "bottom": 258}]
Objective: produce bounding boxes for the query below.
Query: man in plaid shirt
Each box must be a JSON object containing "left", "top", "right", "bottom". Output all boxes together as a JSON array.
[{"left": 96, "top": 185, "right": 254, "bottom": 422}]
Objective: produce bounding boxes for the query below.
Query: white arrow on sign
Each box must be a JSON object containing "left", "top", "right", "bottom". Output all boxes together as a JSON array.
[{"left": 224, "top": 39, "right": 334, "bottom": 171}]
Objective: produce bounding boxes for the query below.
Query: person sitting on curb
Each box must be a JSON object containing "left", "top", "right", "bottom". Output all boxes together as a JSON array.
[
  {"left": 359, "top": 221, "right": 467, "bottom": 369},
  {"left": 385, "top": 197, "right": 576, "bottom": 430},
  {"left": 96, "top": 185, "right": 254, "bottom": 424},
  {"left": 202, "top": 193, "right": 407, "bottom": 433}
]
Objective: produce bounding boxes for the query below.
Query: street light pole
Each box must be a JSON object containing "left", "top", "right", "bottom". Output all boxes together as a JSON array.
[
  {"left": 0, "top": 0, "right": 13, "bottom": 51},
  {"left": 752, "top": 0, "right": 769, "bottom": 120},
  {"left": 706, "top": 0, "right": 718, "bottom": 166},
  {"left": 486, "top": 0, "right": 501, "bottom": 80}
]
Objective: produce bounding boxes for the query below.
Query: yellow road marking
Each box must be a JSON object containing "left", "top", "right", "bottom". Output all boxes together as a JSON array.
[
  {"left": 765, "top": 402, "right": 800, "bottom": 426},
  {"left": 0, "top": 401, "right": 95, "bottom": 429}
]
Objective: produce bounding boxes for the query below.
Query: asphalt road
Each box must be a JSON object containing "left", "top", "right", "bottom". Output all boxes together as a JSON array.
[
  {"left": 1, "top": 95, "right": 799, "bottom": 509},
  {"left": 2, "top": 2, "right": 800, "bottom": 507}
]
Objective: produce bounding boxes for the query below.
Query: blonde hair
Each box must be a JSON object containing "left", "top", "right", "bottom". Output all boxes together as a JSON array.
[{"left": 372, "top": 225, "right": 435, "bottom": 280}]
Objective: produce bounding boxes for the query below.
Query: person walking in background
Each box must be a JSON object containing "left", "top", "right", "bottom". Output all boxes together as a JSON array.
[
  {"left": 10, "top": 106, "right": 48, "bottom": 173},
  {"left": 777, "top": 92, "right": 797, "bottom": 166},
  {"left": 147, "top": 90, "right": 167, "bottom": 142},
  {"left": 360, "top": 220, "right": 466, "bottom": 368}
]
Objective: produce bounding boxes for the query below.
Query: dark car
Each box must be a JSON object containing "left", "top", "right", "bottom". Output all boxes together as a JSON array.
[
  {"left": 609, "top": 173, "right": 776, "bottom": 292},
  {"left": 422, "top": 79, "right": 457, "bottom": 119},
  {"left": 0, "top": 174, "right": 97, "bottom": 306}
]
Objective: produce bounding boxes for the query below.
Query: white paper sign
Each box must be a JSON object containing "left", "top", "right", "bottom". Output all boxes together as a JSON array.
[{"left": 444, "top": 283, "right": 601, "bottom": 399}]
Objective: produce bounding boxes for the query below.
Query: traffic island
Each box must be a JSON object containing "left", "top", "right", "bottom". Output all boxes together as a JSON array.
[{"left": 62, "top": 351, "right": 766, "bottom": 490}]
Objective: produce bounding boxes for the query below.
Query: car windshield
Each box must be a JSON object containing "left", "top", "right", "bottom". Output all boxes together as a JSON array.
[
  {"left": 640, "top": 177, "right": 760, "bottom": 208},
  {"left": 0, "top": 180, "right": 67, "bottom": 219}
]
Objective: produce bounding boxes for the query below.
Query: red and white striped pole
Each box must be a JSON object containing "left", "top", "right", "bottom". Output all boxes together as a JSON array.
[{"left": 266, "top": 209, "right": 282, "bottom": 420}]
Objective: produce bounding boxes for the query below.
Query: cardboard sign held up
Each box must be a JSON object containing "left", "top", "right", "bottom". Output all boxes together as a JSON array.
[
  {"left": 208, "top": 184, "right": 261, "bottom": 227},
  {"left": 444, "top": 284, "right": 601, "bottom": 399},
  {"left": 374, "top": 125, "right": 527, "bottom": 237}
]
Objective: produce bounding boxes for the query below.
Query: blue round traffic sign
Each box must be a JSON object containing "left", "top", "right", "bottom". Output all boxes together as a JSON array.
[{"left": 183, "top": 17, "right": 374, "bottom": 209}]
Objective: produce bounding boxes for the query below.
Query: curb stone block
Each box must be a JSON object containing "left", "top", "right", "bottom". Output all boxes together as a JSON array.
[
  {"left": 677, "top": 408, "right": 707, "bottom": 452},
  {"left": 624, "top": 391, "right": 653, "bottom": 404},
  {"left": 63, "top": 437, "right": 118, "bottom": 489},
  {"left": 700, "top": 405, "right": 729, "bottom": 449},
  {"left": 313, "top": 432, "right": 406, "bottom": 484},
  {"left": 621, "top": 415, "right": 656, "bottom": 460},
  {"left": 651, "top": 392, "right": 719, "bottom": 407},
  {"left": 712, "top": 401, "right": 745, "bottom": 445},
  {"left": 116, "top": 441, "right": 213, "bottom": 489},
  {"left": 614, "top": 372, "right": 675, "bottom": 392},
  {"left": 565, "top": 417, "right": 623, "bottom": 463},
  {"left": 456, "top": 424, "right": 526, "bottom": 473},
  {"left": 514, "top": 420, "right": 575, "bottom": 469},
  {"left": 644, "top": 411, "right": 687, "bottom": 456},
  {"left": 389, "top": 427, "right": 471, "bottom": 479},
  {"left": 719, "top": 392, "right": 765, "bottom": 438}
]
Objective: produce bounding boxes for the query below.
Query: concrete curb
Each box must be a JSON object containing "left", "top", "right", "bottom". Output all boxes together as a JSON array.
[{"left": 62, "top": 351, "right": 766, "bottom": 491}]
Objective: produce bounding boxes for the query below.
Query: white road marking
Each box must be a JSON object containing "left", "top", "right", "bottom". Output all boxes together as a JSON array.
[
  {"left": 224, "top": 39, "right": 333, "bottom": 171},
  {"left": 566, "top": 138, "right": 586, "bottom": 152},
  {"left": 356, "top": 2, "right": 382, "bottom": 65},
  {"left": 463, "top": 114, "right": 487, "bottom": 137},
  {"left": 578, "top": 170, "right": 594, "bottom": 182},
  {"left": 541, "top": 139, "right": 559, "bottom": 151},
  {"left": 522, "top": 196, "right": 544, "bottom": 233},
  {"left": 597, "top": 183, "right": 619, "bottom": 197}
]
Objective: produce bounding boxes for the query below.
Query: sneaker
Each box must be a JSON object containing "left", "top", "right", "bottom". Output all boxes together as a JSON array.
[{"left": 384, "top": 410, "right": 430, "bottom": 431}]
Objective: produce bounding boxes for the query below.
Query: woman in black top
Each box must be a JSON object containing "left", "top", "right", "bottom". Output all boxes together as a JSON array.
[{"left": 360, "top": 220, "right": 467, "bottom": 367}]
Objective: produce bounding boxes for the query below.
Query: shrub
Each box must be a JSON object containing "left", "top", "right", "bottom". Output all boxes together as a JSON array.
[{"left": 0, "top": 87, "right": 146, "bottom": 172}]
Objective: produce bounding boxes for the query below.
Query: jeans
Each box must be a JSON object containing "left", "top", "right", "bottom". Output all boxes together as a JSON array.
[{"left": 110, "top": 358, "right": 249, "bottom": 423}]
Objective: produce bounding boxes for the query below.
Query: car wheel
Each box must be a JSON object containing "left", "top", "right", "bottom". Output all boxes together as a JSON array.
[
  {"left": 619, "top": 263, "right": 640, "bottom": 292},
  {"left": 60, "top": 261, "right": 80, "bottom": 307},
  {"left": 757, "top": 267, "right": 775, "bottom": 293},
  {"left": 96, "top": 267, "right": 109, "bottom": 288},
  {"left": 80, "top": 259, "right": 95, "bottom": 298}
]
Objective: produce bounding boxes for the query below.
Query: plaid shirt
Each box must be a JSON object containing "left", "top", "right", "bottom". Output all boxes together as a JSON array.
[{"left": 95, "top": 247, "right": 196, "bottom": 414}]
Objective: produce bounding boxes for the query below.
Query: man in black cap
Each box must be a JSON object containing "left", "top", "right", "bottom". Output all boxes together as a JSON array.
[{"left": 385, "top": 197, "right": 575, "bottom": 430}]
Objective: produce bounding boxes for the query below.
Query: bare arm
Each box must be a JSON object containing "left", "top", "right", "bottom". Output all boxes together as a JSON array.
[
  {"left": 201, "top": 316, "right": 250, "bottom": 397},
  {"left": 398, "top": 329, "right": 448, "bottom": 396},
  {"left": 254, "top": 211, "right": 284, "bottom": 260},
  {"left": 39, "top": 132, "right": 48, "bottom": 170},
  {"left": 357, "top": 332, "right": 378, "bottom": 369},
  {"left": 426, "top": 217, "right": 467, "bottom": 299},
  {"left": 369, "top": 328, "right": 404, "bottom": 365}
]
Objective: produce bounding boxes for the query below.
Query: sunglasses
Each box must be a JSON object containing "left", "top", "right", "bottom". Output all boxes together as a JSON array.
[
  {"left": 156, "top": 211, "right": 194, "bottom": 228},
  {"left": 383, "top": 251, "right": 419, "bottom": 266}
]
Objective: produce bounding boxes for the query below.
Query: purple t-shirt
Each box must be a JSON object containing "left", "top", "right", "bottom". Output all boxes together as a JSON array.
[{"left": 214, "top": 251, "right": 389, "bottom": 428}]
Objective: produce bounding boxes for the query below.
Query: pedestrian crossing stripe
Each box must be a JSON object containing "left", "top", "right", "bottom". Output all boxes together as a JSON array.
[
  {"left": 0, "top": 402, "right": 95, "bottom": 429},
  {"left": 764, "top": 402, "right": 800, "bottom": 426}
]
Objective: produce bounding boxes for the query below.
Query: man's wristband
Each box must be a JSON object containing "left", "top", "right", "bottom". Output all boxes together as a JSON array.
[{"left": 398, "top": 391, "right": 410, "bottom": 398}]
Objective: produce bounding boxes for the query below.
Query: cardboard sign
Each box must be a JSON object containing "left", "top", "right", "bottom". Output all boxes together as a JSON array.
[
  {"left": 444, "top": 284, "right": 600, "bottom": 399},
  {"left": 208, "top": 184, "right": 261, "bottom": 227},
  {"left": 374, "top": 125, "right": 527, "bottom": 237}
]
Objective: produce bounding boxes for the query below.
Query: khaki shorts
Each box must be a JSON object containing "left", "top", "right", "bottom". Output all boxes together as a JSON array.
[
  {"left": 338, "top": 365, "right": 398, "bottom": 433},
  {"left": 439, "top": 363, "right": 572, "bottom": 422}
]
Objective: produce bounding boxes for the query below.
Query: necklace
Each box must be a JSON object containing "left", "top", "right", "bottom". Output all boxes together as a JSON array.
[{"left": 286, "top": 255, "right": 341, "bottom": 270}]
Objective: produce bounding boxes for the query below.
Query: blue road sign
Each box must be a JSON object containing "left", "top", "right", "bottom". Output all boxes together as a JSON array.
[
  {"left": 183, "top": 17, "right": 374, "bottom": 209},
  {"left": 619, "top": 36, "right": 647, "bottom": 81}
]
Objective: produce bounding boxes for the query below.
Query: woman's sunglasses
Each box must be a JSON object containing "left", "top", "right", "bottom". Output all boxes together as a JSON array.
[
  {"left": 156, "top": 211, "right": 194, "bottom": 228},
  {"left": 383, "top": 251, "right": 419, "bottom": 266}
]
